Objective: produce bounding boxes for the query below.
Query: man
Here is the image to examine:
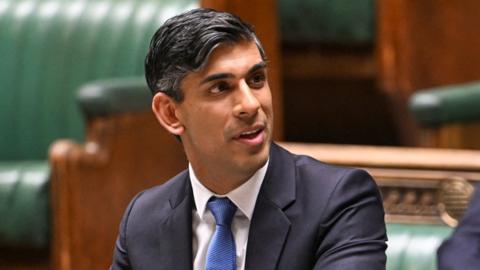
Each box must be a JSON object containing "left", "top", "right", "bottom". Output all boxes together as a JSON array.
[
  {"left": 437, "top": 184, "right": 480, "bottom": 270},
  {"left": 110, "top": 8, "right": 387, "bottom": 270}
]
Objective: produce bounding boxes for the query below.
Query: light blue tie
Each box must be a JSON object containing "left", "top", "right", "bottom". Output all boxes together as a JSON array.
[{"left": 205, "top": 197, "right": 237, "bottom": 270}]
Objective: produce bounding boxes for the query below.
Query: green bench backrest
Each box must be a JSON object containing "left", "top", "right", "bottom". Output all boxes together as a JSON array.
[
  {"left": 0, "top": 0, "right": 197, "bottom": 160},
  {"left": 279, "top": 0, "right": 375, "bottom": 45}
]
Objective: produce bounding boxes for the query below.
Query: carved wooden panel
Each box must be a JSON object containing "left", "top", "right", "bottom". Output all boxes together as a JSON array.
[{"left": 369, "top": 168, "right": 477, "bottom": 226}]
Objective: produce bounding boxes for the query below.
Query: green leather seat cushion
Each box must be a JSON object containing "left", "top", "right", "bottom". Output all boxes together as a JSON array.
[
  {"left": 386, "top": 223, "right": 452, "bottom": 270},
  {"left": 0, "top": 161, "right": 50, "bottom": 249}
]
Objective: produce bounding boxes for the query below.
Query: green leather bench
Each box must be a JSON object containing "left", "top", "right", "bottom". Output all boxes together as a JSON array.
[{"left": 0, "top": 0, "right": 197, "bottom": 253}]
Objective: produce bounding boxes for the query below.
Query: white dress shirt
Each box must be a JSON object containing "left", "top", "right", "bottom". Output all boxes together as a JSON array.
[{"left": 189, "top": 160, "right": 269, "bottom": 270}]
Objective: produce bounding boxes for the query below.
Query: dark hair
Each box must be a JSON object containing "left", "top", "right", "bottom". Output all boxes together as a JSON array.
[{"left": 145, "top": 8, "right": 266, "bottom": 101}]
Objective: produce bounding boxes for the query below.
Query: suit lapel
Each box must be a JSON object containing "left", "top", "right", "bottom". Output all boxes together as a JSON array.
[
  {"left": 245, "top": 143, "right": 296, "bottom": 270},
  {"left": 156, "top": 172, "right": 194, "bottom": 270}
]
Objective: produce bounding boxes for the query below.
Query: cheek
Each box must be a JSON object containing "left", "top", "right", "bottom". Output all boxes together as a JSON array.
[
  {"left": 194, "top": 105, "right": 230, "bottom": 131},
  {"left": 259, "top": 91, "right": 273, "bottom": 112}
]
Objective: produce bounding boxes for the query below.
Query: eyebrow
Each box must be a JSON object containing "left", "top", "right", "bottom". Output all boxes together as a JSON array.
[{"left": 200, "top": 61, "right": 268, "bottom": 85}]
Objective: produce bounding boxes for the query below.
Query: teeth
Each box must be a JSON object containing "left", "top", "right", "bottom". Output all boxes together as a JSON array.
[{"left": 241, "top": 128, "right": 260, "bottom": 136}]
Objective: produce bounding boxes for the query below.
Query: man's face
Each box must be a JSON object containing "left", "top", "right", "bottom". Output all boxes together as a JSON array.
[{"left": 173, "top": 41, "right": 273, "bottom": 182}]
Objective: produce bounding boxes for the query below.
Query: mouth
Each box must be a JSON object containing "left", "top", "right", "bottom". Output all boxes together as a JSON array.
[
  {"left": 234, "top": 125, "right": 266, "bottom": 146},
  {"left": 239, "top": 127, "right": 262, "bottom": 138}
]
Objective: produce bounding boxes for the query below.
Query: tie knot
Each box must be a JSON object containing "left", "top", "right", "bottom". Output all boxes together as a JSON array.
[{"left": 207, "top": 197, "right": 237, "bottom": 226}]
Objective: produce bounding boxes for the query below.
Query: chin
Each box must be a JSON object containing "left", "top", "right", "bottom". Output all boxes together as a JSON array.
[{"left": 246, "top": 144, "right": 270, "bottom": 169}]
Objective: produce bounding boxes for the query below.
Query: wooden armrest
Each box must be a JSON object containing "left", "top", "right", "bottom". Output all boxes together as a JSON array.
[{"left": 49, "top": 111, "right": 186, "bottom": 270}]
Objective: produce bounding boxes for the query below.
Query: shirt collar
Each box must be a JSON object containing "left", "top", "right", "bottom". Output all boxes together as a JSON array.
[{"left": 189, "top": 159, "right": 269, "bottom": 220}]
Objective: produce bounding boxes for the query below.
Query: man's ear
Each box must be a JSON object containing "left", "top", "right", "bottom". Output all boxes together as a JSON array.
[{"left": 152, "top": 92, "right": 184, "bottom": 136}]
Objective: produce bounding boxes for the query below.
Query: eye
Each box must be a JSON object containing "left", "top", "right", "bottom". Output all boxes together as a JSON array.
[
  {"left": 210, "top": 81, "right": 231, "bottom": 94},
  {"left": 248, "top": 72, "right": 266, "bottom": 89}
]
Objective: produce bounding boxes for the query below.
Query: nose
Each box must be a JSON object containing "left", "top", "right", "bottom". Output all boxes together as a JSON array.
[{"left": 233, "top": 81, "right": 260, "bottom": 118}]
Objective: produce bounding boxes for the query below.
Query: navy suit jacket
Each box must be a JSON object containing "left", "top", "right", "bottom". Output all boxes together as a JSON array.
[
  {"left": 110, "top": 143, "right": 387, "bottom": 269},
  {"left": 437, "top": 184, "right": 480, "bottom": 270}
]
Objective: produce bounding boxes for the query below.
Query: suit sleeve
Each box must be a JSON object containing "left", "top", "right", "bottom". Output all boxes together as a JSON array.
[
  {"left": 110, "top": 192, "right": 143, "bottom": 270},
  {"left": 437, "top": 184, "right": 480, "bottom": 270},
  {"left": 313, "top": 169, "right": 387, "bottom": 270}
]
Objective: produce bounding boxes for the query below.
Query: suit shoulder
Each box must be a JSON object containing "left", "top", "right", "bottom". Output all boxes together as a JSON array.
[
  {"left": 272, "top": 143, "right": 374, "bottom": 191},
  {"left": 294, "top": 151, "right": 371, "bottom": 181},
  {"left": 125, "top": 169, "right": 189, "bottom": 218},
  {"left": 287, "top": 150, "right": 378, "bottom": 202},
  {"left": 141, "top": 169, "right": 188, "bottom": 197},
  {"left": 292, "top": 154, "right": 384, "bottom": 222}
]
